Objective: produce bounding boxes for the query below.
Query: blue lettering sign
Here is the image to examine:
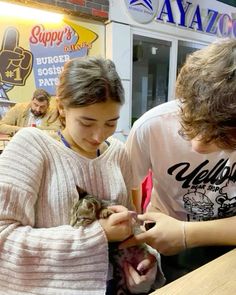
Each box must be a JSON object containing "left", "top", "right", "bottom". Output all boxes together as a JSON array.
[
  {"left": 157, "top": 0, "right": 175, "bottom": 24},
  {"left": 218, "top": 14, "right": 232, "bottom": 37},
  {"left": 176, "top": 0, "right": 192, "bottom": 27},
  {"left": 127, "top": 0, "right": 235, "bottom": 39},
  {"left": 205, "top": 9, "right": 219, "bottom": 35},
  {"left": 189, "top": 5, "right": 203, "bottom": 32},
  {"left": 233, "top": 20, "right": 236, "bottom": 38}
]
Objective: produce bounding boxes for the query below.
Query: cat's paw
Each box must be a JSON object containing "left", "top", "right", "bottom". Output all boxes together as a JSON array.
[{"left": 99, "top": 208, "right": 114, "bottom": 219}]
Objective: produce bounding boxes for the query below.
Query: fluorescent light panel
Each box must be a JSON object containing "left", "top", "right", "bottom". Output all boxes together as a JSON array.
[{"left": 0, "top": 1, "right": 63, "bottom": 22}]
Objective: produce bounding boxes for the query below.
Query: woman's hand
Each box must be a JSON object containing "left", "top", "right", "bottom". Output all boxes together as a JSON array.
[
  {"left": 99, "top": 205, "right": 133, "bottom": 242},
  {"left": 119, "top": 212, "right": 186, "bottom": 255},
  {"left": 124, "top": 253, "right": 157, "bottom": 294}
]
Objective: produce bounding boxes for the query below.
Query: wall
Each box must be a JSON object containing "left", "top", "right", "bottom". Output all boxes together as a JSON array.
[{"left": 5, "top": 0, "right": 109, "bottom": 21}]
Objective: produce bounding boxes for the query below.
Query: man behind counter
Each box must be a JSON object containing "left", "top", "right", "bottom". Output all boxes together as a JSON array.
[{"left": 0, "top": 89, "right": 62, "bottom": 136}]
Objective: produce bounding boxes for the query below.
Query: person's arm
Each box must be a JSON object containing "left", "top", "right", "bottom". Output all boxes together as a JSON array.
[
  {"left": 0, "top": 105, "right": 22, "bottom": 135},
  {"left": 120, "top": 212, "right": 236, "bottom": 255},
  {"left": 185, "top": 216, "right": 236, "bottom": 248},
  {"left": 125, "top": 123, "right": 152, "bottom": 190}
]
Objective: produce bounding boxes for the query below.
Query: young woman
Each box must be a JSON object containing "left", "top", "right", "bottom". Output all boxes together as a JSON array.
[{"left": 0, "top": 56, "right": 162, "bottom": 294}]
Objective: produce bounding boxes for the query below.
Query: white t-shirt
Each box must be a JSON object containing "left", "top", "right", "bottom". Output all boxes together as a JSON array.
[
  {"left": 126, "top": 100, "right": 236, "bottom": 221},
  {"left": 27, "top": 110, "right": 42, "bottom": 127}
]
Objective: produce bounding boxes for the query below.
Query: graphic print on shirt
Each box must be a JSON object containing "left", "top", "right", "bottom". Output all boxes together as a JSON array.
[
  {"left": 183, "top": 190, "right": 214, "bottom": 221},
  {"left": 167, "top": 158, "right": 236, "bottom": 221},
  {"left": 216, "top": 184, "right": 236, "bottom": 218}
]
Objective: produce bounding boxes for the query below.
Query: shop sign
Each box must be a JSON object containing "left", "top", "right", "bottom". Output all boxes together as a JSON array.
[
  {"left": 0, "top": 9, "right": 103, "bottom": 103},
  {"left": 29, "top": 19, "right": 98, "bottom": 95},
  {"left": 124, "top": 0, "right": 236, "bottom": 38},
  {"left": 0, "top": 21, "right": 97, "bottom": 98}
]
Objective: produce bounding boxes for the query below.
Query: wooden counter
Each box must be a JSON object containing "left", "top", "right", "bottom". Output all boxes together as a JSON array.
[{"left": 150, "top": 248, "right": 236, "bottom": 295}]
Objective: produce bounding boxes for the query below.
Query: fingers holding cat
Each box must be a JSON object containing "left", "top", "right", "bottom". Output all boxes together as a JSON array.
[
  {"left": 123, "top": 256, "right": 157, "bottom": 294},
  {"left": 99, "top": 205, "right": 133, "bottom": 242}
]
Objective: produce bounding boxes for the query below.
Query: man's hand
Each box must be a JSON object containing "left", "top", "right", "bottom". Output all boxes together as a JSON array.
[{"left": 119, "top": 212, "right": 186, "bottom": 255}]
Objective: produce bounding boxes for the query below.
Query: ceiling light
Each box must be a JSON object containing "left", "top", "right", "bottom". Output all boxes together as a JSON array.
[{"left": 0, "top": 1, "right": 63, "bottom": 23}]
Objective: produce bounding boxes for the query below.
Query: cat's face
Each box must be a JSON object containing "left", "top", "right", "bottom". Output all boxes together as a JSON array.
[
  {"left": 71, "top": 194, "right": 102, "bottom": 227},
  {"left": 70, "top": 186, "right": 116, "bottom": 227}
]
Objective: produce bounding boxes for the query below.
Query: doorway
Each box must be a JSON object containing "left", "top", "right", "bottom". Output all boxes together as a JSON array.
[{"left": 132, "top": 35, "right": 171, "bottom": 124}]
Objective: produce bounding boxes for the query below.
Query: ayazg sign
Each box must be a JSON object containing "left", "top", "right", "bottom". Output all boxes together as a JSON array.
[{"left": 125, "top": 0, "right": 236, "bottom": 38}]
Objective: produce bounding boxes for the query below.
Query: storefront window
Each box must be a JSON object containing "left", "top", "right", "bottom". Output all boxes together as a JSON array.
[
  {"left": 177, "top": 41, "right": 205, "bottom": 75},
  {"left": 132, "top": 35, "right": 170, "bottom": 124}
]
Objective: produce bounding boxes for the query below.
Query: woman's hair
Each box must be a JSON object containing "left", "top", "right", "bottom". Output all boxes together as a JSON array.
[
  {"left": 57, "top": 56, "right": 124, "bottom": 108},
  {"left": 176, "top": 38, "right": 236, "bottom": 149}
]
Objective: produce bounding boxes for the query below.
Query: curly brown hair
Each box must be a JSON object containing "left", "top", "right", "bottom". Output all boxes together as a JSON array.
[{"left": 176, "top": 38, "right": 236, "bottom": 149}]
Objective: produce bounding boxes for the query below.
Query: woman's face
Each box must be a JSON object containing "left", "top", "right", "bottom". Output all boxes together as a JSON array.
[{"left": 62, "top": 100, "right": 121, "bottom": 157}]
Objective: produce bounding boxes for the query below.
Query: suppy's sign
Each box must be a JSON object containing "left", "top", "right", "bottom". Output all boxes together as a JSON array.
[
  {"left": 0, "top": 15, "right": 102, "bottom": 102},
  {"left": 125, "top": 0, "right": 236, "bottom": 38},
  {"left": 29, "top": 19, "right": 97, "bottom": 94}
]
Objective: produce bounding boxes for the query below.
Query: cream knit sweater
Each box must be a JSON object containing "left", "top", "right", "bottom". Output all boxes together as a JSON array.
[{"left": 0, "top": 127, "right": 132, "bottom": 294}]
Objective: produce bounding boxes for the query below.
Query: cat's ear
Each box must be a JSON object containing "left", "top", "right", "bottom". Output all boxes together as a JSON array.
[{"left": 76, "top": 186, "right": 88, "bottom": 198}]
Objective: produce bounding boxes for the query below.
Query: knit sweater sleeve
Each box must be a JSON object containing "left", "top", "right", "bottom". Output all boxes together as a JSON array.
[{"left": 0, "top": 128, "right": 108, "bottom": 295}]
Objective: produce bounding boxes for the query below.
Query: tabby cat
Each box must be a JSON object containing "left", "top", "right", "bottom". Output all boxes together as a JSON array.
[{"left": 70, "top": 186, "right": 152, "bottom": 295}]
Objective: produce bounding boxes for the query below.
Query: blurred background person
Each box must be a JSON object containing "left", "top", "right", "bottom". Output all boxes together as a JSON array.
[{"left": 0, "top": 88, "right": 62, "bottom": 136}]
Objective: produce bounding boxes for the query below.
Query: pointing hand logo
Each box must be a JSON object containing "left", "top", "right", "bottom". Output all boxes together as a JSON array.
[{"left": 0, "top": 27, "right": 33, "bottom": 86}]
